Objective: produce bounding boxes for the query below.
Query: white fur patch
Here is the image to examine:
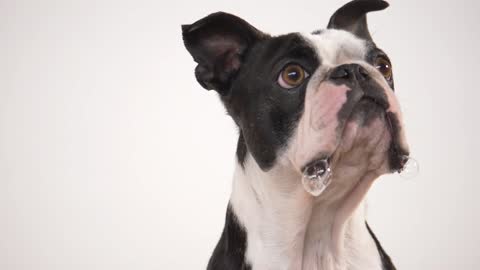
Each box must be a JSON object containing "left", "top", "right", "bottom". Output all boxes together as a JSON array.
[
  {"left": 231, "top": 154, "right": 382, "bottom": 270},
  {"left": 302, "top": 30, "right": 368, "bottom": 68}
]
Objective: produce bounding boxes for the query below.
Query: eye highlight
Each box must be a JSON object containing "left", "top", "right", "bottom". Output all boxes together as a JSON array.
[
  {"left": 278, "top": 64, "right": 309, "bottom": 89},
  {"left": 374, "top": 56, "right": 392, "bottom": 80}
]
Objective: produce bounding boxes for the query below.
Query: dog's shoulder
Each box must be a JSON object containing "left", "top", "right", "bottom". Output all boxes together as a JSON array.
[{"left": 207, "top": 205, "right": 251, "bottom": 270}]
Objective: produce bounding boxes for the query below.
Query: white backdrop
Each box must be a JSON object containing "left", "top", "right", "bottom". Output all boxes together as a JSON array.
[{"left": 1, "top": 0, "right": 479, "bottom": 269}]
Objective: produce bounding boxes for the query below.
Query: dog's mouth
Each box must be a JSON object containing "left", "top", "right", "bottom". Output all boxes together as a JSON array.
[
  {"left": 308, "top": 95, "right": 408, "bottom": 167},
  {"left": 359, "top": 96, "right": 411, "bottom": 172}
]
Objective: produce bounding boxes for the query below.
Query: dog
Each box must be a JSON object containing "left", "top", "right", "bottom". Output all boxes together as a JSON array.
[{"left": 182, "top": 0, "right": 409, "bottom": 269}]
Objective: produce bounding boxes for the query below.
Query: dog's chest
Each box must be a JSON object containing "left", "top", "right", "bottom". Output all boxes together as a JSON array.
[
  {"left": 240, "top": 207, "right": 383, "bottom": 270},
  {"left": 230, "top": 160, "right": 383, "bottom": 270},
  {"left": 300, "top": 208, "right": 383, "bottom": 270}
]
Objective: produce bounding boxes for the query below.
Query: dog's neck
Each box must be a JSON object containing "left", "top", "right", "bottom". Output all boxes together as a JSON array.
[{"left": 229, "top": 154, "right": 383, "bottom": 270}]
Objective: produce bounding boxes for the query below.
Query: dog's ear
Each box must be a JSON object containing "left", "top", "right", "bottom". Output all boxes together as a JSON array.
[
  {"left": 327, "top": 0, "right": 389, "bottom": 41},
  {"left": 182, "top": 12, "right": 265, "bottom": 95}
]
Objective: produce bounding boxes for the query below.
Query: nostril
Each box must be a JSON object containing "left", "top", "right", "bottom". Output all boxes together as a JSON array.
[
  {"left": 330, "top": 68, "right": 350, "bottom": 80},
  {"left": 357, "top": 65, "right": 369, "bottom": 79}
]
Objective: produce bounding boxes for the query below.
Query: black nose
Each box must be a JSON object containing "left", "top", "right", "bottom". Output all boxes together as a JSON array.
[{"left": 329, "top": 64, "right": 369, "bottom": 82}]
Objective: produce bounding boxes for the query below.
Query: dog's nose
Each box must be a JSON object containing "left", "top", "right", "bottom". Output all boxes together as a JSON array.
[{"left": 329, "top": 64, "right": 369, "bottom": 82}]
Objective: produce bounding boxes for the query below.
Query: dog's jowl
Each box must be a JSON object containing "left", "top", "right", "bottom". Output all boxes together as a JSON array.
[{"left": 182, "top": 0, "right": 408, "bottom": 269}]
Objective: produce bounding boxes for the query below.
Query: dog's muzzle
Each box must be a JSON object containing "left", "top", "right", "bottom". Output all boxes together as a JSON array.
[{"left": 290, "top": 63, "right": 416, "bottom": 196}]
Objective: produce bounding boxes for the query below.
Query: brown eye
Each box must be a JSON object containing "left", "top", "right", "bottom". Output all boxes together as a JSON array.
[
  {"left": 278, "top": 64, "right": 309, "bottom": 89},
  {"left": 375, "top": 57, "right": 392, "bottom": 80}
]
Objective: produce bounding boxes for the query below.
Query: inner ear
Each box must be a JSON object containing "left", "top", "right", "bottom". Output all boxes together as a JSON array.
[
  {"left": 327, "top": 0, "right": 389, "bottom": 41},
  {"left": 182, "top": 12, "right": 266, "bottom": 95}
]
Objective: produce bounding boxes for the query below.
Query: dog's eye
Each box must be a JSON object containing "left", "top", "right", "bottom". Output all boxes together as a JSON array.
[
  {"left": 374, "top": 56, "right": 392, "bottom": 80},
  {"left": 278, "top": 64, "right": 309, "bottom": 89}
]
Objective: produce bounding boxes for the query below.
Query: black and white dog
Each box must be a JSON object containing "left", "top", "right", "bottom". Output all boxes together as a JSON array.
[{"left": 182, "top": 0, "right": 409, "bottom": 269}]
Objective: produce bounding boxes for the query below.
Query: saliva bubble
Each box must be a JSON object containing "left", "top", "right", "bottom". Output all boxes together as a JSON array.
[
  {"left": 302, "top": 158, "right": 332, "bottom": 197},
  {"left": 398, "top": 155, "right": 419, "bottom": 179}
]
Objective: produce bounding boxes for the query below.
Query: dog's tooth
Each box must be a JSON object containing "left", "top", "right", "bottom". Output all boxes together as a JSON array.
[
  {"left": 302, "top": 159, "right": 333, "bottom": 196},
  {"left": 398, "top": 155, "right": 419, "bottom": 179}
]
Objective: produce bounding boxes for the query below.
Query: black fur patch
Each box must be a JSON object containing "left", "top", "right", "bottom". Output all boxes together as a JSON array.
[
  {"left": 221, "top": 33, "right": 320, "bottom": 170},
  {"left": 236, "top": 132, "right": 248, "bottom": 168},
  {"left": 207, "top": 205, "right": 251, "bottom": 270}
]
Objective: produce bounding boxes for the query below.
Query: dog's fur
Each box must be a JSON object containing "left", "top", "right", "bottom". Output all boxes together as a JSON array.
[{"left": 182, "top": 1, "right": 408, "bottom": 269}]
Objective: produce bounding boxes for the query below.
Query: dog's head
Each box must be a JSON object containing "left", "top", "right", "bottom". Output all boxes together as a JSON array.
[{"left": 182, "top": 0, "right": 409, "bottom": 185}]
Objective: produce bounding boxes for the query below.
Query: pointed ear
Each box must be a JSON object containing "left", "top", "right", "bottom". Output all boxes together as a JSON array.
[
  {"left": 327, "top": 0, "right": 389, "bottom": 41},
  {"left": 182, "top": 12, "right": 266, "bottom": 95}
]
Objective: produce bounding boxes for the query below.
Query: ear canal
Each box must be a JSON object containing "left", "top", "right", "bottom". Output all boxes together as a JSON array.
[
  {"left": 182, "top": 12, "right": 266, "bottom": 95},
  {"left": 327, "top": 0, "right": 389, "bottom": 41}
]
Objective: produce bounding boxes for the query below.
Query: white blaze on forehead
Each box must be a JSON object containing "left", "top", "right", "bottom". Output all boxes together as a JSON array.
[{"left": 300, "top": 30, "right": 368, "bottom": 67}]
